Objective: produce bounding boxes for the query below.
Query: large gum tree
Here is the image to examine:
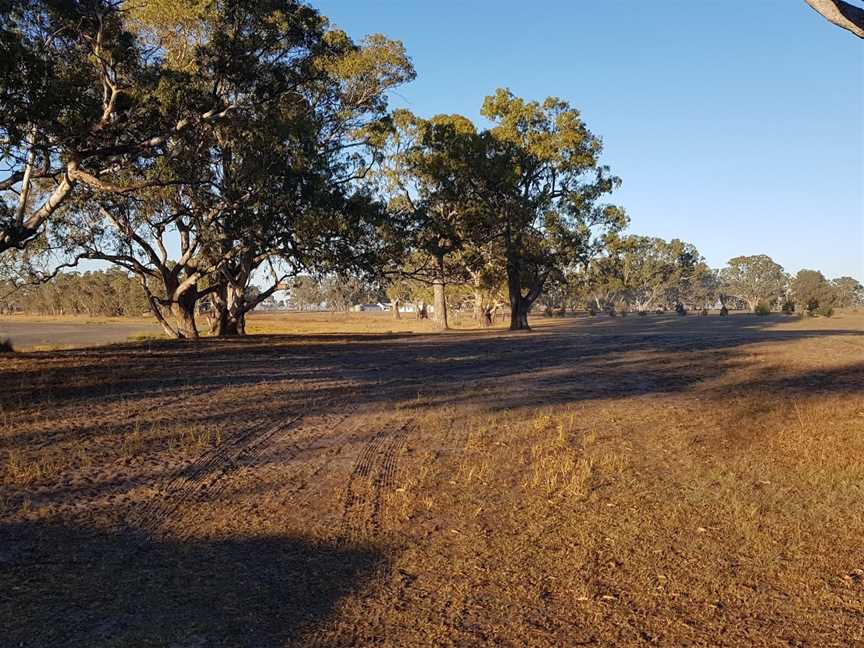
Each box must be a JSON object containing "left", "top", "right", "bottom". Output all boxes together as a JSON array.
[
  {"left": 47, "top": 0, "right": 413, "bottom": 338},
  {"left": 478, "top": 89, "right": 627, "bottom": 330}
]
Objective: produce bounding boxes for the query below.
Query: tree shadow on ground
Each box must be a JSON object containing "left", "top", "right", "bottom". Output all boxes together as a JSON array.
[
  {"left": 0, "top": 521, "right": 383, "bottom": 647},
  {"left": 720, "top": 361, "right": 864, "bottom": 397},
  {"left": 3, "top": 316, "right": 861, "bottom": 410}
]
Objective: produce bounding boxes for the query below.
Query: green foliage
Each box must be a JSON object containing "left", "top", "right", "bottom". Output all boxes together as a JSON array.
[
  {"left": 721, "top": 255, "right": 787, "bottom": 312},
  {"left": 0, "top": 338, "right": 13, "bottom": 354},
  {"left": 831, "top": 276, "right": 864, "bottom": 308},
  {"left": 479, "top": 89, "right": 627, "bottom": 326},
  {"left": 791, "top": 269, "right": 835, "bottom": 315},
  {"left": 754, "top": 302, "right": 772, "bottom": 316},
  {"left": 2, "top": 269, "right": 150, "bottom": 317},
  {"left": 583, "top": 234, "right": 706, "bottom": 313}
]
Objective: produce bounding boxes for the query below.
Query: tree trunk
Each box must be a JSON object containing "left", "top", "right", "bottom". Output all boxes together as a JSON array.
[
  {"left": 432, "top": 280, "right": 448, "bottom": 330},
  {"left": 171, "top": 293, "right": 199, "bottom": 339},
  {"left": 509, "top": 301, "right": 530, "bottom": 330},
  {"left": 432, "top": 255, "right": 448, "bottom": 330},
  {"left": 208, "top": 279, "right": 250, "bottom": 337},
  {"left": 505, "top": 249, "right": 531, "bottom": 331},
  {"left": 393, "top": 299, "right": 401, "bottom": 319},
  {"left": 481, "top": 309, "right": 493, "bottom": 328}
]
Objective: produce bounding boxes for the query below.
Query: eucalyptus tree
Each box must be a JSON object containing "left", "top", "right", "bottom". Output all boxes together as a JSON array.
[
  {"left": 51, "top": 0, "right": 412, "bottom": 337},
  {"left": 478, "top": 89, "right": 627, "bottom": 330},
  {"left": 0, "top": 0, "right": 247, "bottom": 254},
  {"left": 720, "top": 255, "right": 788, "bottom": 312},
  {"left": 791, "top": 269, "right": 836, "bottom": 314},
  {"left": 831, "top": 276, "right": 864, "bottom": 307},
  {"left": 195, "top": 26, "right": 413, "bottom": 335},
  {"left": 612, "top": 236, "right": 702, "bottom": 312},
  {"left": 376, "top": 110, "right": 487, "bottom": 330}
]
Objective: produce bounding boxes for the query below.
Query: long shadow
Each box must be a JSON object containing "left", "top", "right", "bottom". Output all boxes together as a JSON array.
[
  {"left": 718, "top": 361, "right": 864, "bottom": 397},
  {"left": 3, "top": 316, "right": 861, "bottom": 406},
  {"left": 2, "top": 317, "right": 861, "bottom": 464},
  {"left": 0, "top": 521, "right": 383, "bottom": 647}
]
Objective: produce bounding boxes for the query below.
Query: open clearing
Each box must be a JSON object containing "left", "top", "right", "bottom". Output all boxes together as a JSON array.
[
  {"left": 0, "top": 311, "right": 491, "bottom": 351},
  {"left": 1, "top": 312, "right": 863, "bottom": 646},
  {"left": 0, "top": 316, "right": 163, "bottom": 351}
]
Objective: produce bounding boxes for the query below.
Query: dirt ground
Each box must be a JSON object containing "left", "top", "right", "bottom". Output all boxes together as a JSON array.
[
  {"left": 0, "top": 310, "right": 497, "bottom": 351},
  {"left": 1, "top": 312, "right": 863, "bottom": 647},
  {"left": 0, "top": 315, "right": 162, "bottom": 350}
]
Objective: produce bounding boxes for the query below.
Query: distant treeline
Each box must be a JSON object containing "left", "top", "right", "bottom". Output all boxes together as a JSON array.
[{"left": 1, "top": 270, "right": 150, "bottom": 317}]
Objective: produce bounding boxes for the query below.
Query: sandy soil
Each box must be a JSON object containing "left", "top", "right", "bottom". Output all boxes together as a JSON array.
[{"left": 1, "top": 312, "right": 863, "bottom": 646}]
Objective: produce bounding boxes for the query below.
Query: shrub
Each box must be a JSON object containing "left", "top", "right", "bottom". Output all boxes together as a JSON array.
[
  {"left": 816, "top": 305, "right": 834, "bottom": 317},
  {"left": 607, "top": 308, "right": 617, "bottom": 317},
  {"left": 619, "top": 309, "right": 628, "bottom": 317},
  {"left": 675, "top": 303, "right": 687, "bottom": 316},
  {"left": 781, "top": 301, "right": 795, "bottom": 314},
  {"left": 655, "top": 308, "right": 665, "bottom": 314},
  {"left": 754, "top": 302, "right": 771, "bottom": 316},
  {"left": 0, "top": 338, "right": 13, "bottom": 354},
  {"left": 719, "top": 306, "right": 729, "bottom": 316},
  {"left": 638, "top": 310, "right": 648, "bottom": 317}
]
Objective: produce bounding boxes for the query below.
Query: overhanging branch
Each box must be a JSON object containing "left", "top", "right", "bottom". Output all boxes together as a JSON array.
[{"left": 805, "top": 0, "right": 864, "bottom": 37}]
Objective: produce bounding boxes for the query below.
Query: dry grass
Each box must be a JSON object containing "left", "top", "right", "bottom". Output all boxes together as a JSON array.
[
  {"left": 245, "top": 310, "right": 510, "bottom": 335},
  {"left": 1, "top": 311, "right": 862, "bottom": 645}
]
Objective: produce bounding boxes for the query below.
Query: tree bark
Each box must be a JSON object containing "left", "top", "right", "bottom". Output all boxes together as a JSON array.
[
  {"left": 805, "top": 0, "right": 864, "bottom": 38},
  {"left": 432, "top": 280, "right": 448, "bottom": 330},
  {"left": 432, "top": 255, "right": 448, "bottom": 330},
  {"left": 505, "top": 244, "right": 533, "bottom": 331},
  {"left": 509, "top": 301, "right": 530, "bottom": 330},
  {"left": 393, "top": 298, "right": 401, "bottom": 319},
  {"left": 208, "top": 280, "right": 248, "bottom": 336},
  {"left": 171, "top": 292, "right": 199, "bottom": 339},
  {"left": 473, "top": 291, "right": 484, "bottom": 324}
]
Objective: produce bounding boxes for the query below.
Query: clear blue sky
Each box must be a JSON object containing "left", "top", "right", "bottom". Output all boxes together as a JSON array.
[{"left": 316, "top": 0, "right": 864, "bottom": 280}]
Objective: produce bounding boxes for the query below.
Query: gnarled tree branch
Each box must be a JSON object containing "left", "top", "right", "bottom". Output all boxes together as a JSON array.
[{"left": 805, "top": 0, "right": 864, "bottom": 37}]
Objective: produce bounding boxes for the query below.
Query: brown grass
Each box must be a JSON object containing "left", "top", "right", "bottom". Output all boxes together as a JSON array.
[{"left": 1, "top": 311, "right": 862, "bottom": 645}]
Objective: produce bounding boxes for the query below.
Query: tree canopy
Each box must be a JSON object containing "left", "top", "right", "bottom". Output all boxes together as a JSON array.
[{"left": 1, "top": 2, "right": 858, "bottom": 335}]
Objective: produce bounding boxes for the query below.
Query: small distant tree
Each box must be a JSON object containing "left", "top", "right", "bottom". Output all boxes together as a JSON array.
[
  {"left": 288, "top": 276, "right": 323, "bottom": 311},
  {"left": 831, "top": 276, "right": 864, "bottom": 308},
  {"left": 386, "top": 275, "right": 415, "bottom": 319},
  {"left": 720, "top": 255, "right": 788, "bottom": 312},
  {"left": 686, "top": 265, "right": 722, "bottom": 311},
  {"left": 791, "top": 269, "right": 836, "bottom": 314}
]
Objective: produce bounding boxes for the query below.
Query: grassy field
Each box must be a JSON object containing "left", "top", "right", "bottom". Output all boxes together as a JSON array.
[
  {"left": 0, "top": 310, "right": 499, "bottom": 351},
  {"left": 1, "top": 311, "right": 863, "bottom": 646}
]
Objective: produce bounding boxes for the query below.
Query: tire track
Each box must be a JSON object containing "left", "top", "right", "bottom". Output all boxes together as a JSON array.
[
  {"left": 339, "top": 420, "right": 411, "bottom": 543},
  {"left": 129, "top": 412, "right": 302, "bottom": 538}
]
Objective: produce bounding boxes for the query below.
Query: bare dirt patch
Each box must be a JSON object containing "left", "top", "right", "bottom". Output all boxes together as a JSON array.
[
  {"left": 1, "top": 312, "right": 863, "bottom": 646},
  {"left": 0, "top": 315, "right": 162, "bottom": 350}
]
